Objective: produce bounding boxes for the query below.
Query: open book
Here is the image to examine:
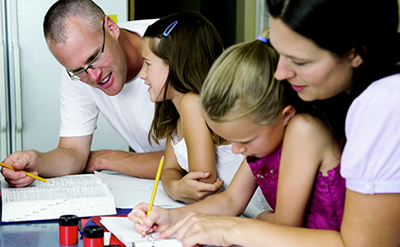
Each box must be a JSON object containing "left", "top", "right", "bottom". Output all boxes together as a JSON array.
[
  {"left": 100, "top": 217, "right": 182, "bottom": 247},
  {"left": 1, "top": 174, "right": 116, "bottom": 222}
]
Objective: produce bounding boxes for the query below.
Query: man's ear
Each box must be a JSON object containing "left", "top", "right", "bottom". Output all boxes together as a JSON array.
[
  {"left": 348, "top": 47, "right": 364, "bottom": 69},
  {"left": 281, "top": 105, "right": 296, "bottom": 126},
  {"left": 105, "top": 15, "right": 120, "bottom": 39}
]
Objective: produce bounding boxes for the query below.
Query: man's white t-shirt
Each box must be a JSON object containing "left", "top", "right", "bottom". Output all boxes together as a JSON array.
[{"left": 59, "top": 19, "right": 165, "bottom": 153}]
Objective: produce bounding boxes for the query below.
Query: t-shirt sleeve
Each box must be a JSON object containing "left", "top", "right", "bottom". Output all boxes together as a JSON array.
[
  {"left": 59, "top": 71, "right": 99, "bottom": 137},
  {"left": 341, "top": 76, "right": 400, "bottom": 194}
]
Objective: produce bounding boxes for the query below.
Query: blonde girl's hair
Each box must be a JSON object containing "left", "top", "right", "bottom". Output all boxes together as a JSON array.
[
  {"left": 144, "top": 12, "right": 225, "bottom": 145},
  {"left": 201, "top": 29, "right": 288, "bottom": 125}
]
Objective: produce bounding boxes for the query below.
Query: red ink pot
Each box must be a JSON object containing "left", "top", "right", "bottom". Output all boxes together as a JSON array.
[
  {"left": 59, "top": 214, "right": 79, "bottom": 245},
  {"left": 83, "top": 225, "right": 104, "bottom": 247}
]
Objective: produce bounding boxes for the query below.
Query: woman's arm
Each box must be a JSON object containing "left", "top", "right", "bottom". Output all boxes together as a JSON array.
[{"left": 163, "top": 190, "right": 400, "bottom": 247}]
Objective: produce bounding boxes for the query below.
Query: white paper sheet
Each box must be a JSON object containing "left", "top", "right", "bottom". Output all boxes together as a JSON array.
[
  {"left": 95, "top": 171, "right": 186, "bottom": 209},
  {"left": 100, "top": 217, "right": 182, "bottom": 247}
]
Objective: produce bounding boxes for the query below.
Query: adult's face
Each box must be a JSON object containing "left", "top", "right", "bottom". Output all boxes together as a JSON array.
[
  {"left": 49, "top": 16, "right": 127, "bottom": 96},
  {"left": 269, "top": 17, "right": 363, "bottom": 101}
]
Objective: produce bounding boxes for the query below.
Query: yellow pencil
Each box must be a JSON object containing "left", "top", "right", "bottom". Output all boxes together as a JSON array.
[
  {"left": 142, "top": 155, "right": 164, "bottom": 237},
  {"left": 0, "top": 162, "right": 51, "bottom": 184}
]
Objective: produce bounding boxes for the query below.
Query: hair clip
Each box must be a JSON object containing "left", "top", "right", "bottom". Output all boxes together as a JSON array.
[
  {"left": 256, "top": 35, "right": 269, "bottom": 44},
  {"left": 163, "top": 21, "right": 178, "bottom": 37}
]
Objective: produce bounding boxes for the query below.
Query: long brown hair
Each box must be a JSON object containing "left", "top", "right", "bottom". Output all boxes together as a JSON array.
[{"left": 144, "top": 12, "right": 224, "bottom": 145}]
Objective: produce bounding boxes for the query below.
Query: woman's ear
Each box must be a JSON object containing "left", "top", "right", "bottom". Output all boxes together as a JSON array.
[
  {"left": 281, "top": 105, "right": 296, "bottom": 126},
  {"left": 105, "top": 15, "right": 120, "bottom": 39},
  {"left": 348, "top": 47, "right": 364, "bottom": 69}
]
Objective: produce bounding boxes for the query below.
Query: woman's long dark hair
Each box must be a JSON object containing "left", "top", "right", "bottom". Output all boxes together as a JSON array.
[{"left": 266, "top": 0, "right": 400, "bottom": 145}]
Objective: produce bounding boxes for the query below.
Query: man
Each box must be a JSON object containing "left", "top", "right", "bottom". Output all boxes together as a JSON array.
[{"left": 1, "top": 0, "right": 166, "bottom": 187}]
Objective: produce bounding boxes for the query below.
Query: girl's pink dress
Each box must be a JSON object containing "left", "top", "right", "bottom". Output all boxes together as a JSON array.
[{"left": 246, "top": 144, "right": 345, "bottom": 230}]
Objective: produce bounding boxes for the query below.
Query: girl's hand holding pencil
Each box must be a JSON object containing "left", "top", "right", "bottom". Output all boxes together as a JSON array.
[
  {"left": 128, "top": 202, "right": 171, "bottom": 235},
  {"left": 128, "top": 156, "right": 181, "bottom": 238}
]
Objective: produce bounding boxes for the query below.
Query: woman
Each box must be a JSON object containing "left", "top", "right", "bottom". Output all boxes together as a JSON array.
[{"left": 129, "top": 1, "right": 400, "bottom": 246}]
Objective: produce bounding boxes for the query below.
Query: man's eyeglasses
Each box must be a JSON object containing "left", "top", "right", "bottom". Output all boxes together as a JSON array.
[{"left": 66, "top": 20, "right": 106, "bottom": 81}]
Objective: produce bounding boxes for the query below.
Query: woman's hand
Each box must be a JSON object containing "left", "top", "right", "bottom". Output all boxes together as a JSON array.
[{"left": 160, "top": 212, "right": 246, "bottom": 247}]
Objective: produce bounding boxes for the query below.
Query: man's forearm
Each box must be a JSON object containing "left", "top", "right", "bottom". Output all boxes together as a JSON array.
[
  {"left": 87, "top": 150, "right": 164, "bottom": 179},
  {"left": 36, "top": 147, "right": 88, "bottom": 177}
]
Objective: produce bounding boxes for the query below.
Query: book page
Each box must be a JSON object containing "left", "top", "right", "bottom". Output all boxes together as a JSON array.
[{"left": 2, "top": 174, "right": 109, "bottom": 202}]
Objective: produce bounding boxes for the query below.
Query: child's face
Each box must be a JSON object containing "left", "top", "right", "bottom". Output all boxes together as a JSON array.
[
  {"left": 139, "top": 38, "right": 170, "bottom": 102},
  {"left": 206, "top": 117, "right": 286, "bottom": 158}
]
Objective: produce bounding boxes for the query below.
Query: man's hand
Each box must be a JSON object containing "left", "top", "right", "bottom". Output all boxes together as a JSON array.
[{"left": 1, "top": 150, "right": 40, "bottom": 187}]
